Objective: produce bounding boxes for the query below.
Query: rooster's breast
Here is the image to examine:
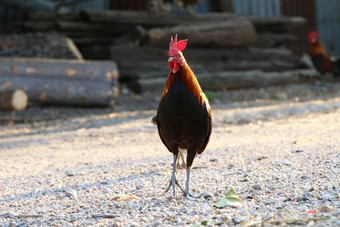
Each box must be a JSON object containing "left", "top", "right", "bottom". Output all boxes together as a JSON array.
[{"left": 157, "top": 79, "right": 210, "bottom": 152}]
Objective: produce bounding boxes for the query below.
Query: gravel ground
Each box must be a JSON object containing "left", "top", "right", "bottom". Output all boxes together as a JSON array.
[{"left": 0, "top": 83, "right": 340, "bottom": 226}]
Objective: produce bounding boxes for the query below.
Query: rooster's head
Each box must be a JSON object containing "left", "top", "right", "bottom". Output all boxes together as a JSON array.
[
  {"left": 168, "top": 34, "right": 187, "bottom": 74},
  {"left": 308, "top": 31, "right": 319, "bottom": 44}
]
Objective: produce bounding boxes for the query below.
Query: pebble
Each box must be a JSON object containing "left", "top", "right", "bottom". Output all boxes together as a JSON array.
[
  {"left": 321, "top": 194, "right": 332, "bottom": 202},
  {"left": 232, "top": 216, "right": 244, "bottom": 225},
  {"left": 149, "top": 220, "right": 162, "bottom": 227},
  {"left": 113, "top": 217, "right": 124, "bottom": 223},
  {"left": 320, "top": 204, "right": 333, "bottom": 213},
  {"left": 200, "top": 192, "right": 213, "bottom": 200},
  {"left": 331, "top": 211, "right": 340, "bottom": 217},
  {"left": 282, "top": 160, "right": 292, "bottom": 166},
  {"left": 252, "top": 184, "right": 262, "bottom": 190},
  {"left": 179, "top": 207, "right": 188, "bottom": 214},
  {"left": 64, "top": 188, "right": 77, "bottom": 199},
  {"left": 220, "top": 214, "right": 230, "bottom": 221}
]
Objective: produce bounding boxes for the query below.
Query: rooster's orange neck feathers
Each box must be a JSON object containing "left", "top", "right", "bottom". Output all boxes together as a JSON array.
[
  {"left": 161, "top": 63, "right": 205, "bottom": 105},
  {"left": 310, "top": 41, "right": 328, "bottom": 57}
]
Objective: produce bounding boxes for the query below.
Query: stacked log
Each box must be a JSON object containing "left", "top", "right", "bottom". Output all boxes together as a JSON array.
[
  {"left": 0, "top": 58, "right": 119, "bottom": 106},
  {"left": 0, "top": 32, "right": 83, "bottom": 59},
  {"left": 139, "top": 69, "right": 321, "bottom": 92},
  {"left": 8, "top": 10, "right": 305, "bottom": 50},
  {"left": 6, "top": 10, "right": 311, "bottom": 93}
]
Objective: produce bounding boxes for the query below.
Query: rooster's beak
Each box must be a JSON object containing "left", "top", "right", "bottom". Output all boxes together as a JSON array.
[{"left": 168, "top": 57, "right": 174, "bottom": 62}]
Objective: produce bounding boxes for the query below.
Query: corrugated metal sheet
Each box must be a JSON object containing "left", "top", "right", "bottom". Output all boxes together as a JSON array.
[
  {"left": 64, "top": 0, "right": 110, "bottom": 12},
  {"left": 232, "top": 0, "right": 280, "bottom": 17},
  {"left": 315, "top": 0, "right": 340, "bottom": 56},
  {"left": 280, "top": 0, "right": 317, "bottom": 56},
  {"left": 0, "top": 6, "right": 21, "bottom": 33},
  {"left": 193, "top": 0, "right": 213, "bottom": 13}
]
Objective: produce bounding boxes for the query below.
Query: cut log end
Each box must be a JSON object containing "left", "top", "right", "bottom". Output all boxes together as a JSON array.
[
  {"left": 12, "top": 90, "right": 28, "bottom": 110},
  {"left": 0, "top": 89, "right": 28, "bottom": 111}
]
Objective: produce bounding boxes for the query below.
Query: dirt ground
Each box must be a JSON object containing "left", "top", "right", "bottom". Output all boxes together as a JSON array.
[{"left": 0, "top": 82, "right": 340, "bottom": 226}]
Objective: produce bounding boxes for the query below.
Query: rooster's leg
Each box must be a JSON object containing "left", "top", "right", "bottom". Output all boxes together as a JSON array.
[
  {"left": 184, "top": 167, "right": 190, "bottom": 197},
  {"left": 164, "top": 155, "right": 185, "bottom": 196}
]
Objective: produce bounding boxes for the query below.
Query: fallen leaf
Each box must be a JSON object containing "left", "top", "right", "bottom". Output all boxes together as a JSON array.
[
  {"left": 201, "top": 220, "right": 208, "bottom": 226},
  {"left": 214, "top": 186, "right": 242, "bottom": 208},
  {"left": 306, "top": 209, "right": 318, "bottom": 214}
]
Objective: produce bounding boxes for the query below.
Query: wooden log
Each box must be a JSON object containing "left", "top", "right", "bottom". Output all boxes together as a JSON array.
[
  {"left": 81, "top": 10, "right": 305, "bottom": 33},
  {"left": 111, "top": 46, "right": 299, "bottom": 65},
  {"left": 9, "top": 21, "right": 56, "bottom": 32},
  {"left": 137, "top": 69, "right": 321, "bottom": 92},
  {"left": 0, "top": 33, "right": 83, "bottom": 60},
  {"left": 254, "top": 32, "right": 297, "bottom": 47},
  {"left": 147, "top": 18, "right": 256, "bottom": 48},
  {"left": 111, "top": 45, "right": 301, "bottom": 84},
  {"left": 0, "top": 89, "right": 28, "bottom": 111},
  {"left": 0, "top": 58, "right": 119, "bottom": 106},
  {"left": 57, "top": 21, "right": 109, "bottom": 33},
  {"left": 23, "top": 11, "right": 80, "bottom": 21}
]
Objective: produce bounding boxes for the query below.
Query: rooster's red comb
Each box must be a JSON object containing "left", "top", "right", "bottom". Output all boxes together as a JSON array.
[
  {"left": 168, "top": 34, "right": 187, "bottom": 56},
  {"left": 308, "top": 31, "right": 319, "bottom": 39}
]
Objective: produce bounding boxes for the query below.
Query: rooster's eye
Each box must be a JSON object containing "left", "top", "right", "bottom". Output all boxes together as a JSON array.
[{"left": 177, "top": 54, "right": 181, "bottom": 58}]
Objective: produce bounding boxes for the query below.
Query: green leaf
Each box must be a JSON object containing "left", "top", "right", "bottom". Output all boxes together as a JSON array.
[
  {"left": 201, "top": 220, "right": 208, "bottom": 226},
  {"left": 214, "top": 186, "right": 242, "bottom": 208}
]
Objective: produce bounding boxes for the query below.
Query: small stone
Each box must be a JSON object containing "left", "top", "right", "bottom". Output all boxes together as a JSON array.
[
  {"left": 240, "top": 178, "right": 249, "bottom": 182},
  {"left": 227, "top": 164, "right": 234, "bottom": 169},
  {"left": 320, "top": 204, "right": 333, "bottom": 213},
  {"left": 232, "top": 216, "right": 244, "bottom": 225},
  {"left": 200, "top": 192, "right": 213, "bottom": 200},
  {"left": 150, "top": 220, "right": 162, "bottom": 227},
  {"left": 263, "top": 214, "right": 273, "bottom": 221},
  {"left": 64, "top": 188, "right": 77, "bottom": 199},
  {"left": 128, "top": 223, "right": 139, "bottom": 227},
  {"left": 296, "top": 196, "right": 309, "bottom": 202},
  {"left": 179, "top": 207, "right": 188, "bottom": 213},
  {"left": 209, "top": 158, "right": 219, "bottom": 163},
  {"left": 331, "top": 211, "right": 340, "bottom": 217},
  {"left": 113, "top": 217, "right": 123, "bottom": 223},
  {"left": 282, "top": 160, "right": 292, "bottom": 166},
  {"left": 220, "top": 214, "right": 230, "bottom": 221},
  {"left": 321, "top": 194, "right": 332, "bottom": 202},
  {"left": 65, "top": 171, "right": 74, "bottom": 177},
  {"left": 307, "top": 221, "right": 315, "bottom": 226},
  {"left": 239, "top": 209, "right": 248, "bottom": 217},
  {"left": 272, "top": 175, "right": 279, "bottom": 180},
  {"left": 252, "top": 184, "right": 262, "bottom": 190}
]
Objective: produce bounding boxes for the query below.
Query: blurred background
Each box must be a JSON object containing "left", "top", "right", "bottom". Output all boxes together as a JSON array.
[{"left": 0, "top": 0, "right": 339, "bottom": 121}]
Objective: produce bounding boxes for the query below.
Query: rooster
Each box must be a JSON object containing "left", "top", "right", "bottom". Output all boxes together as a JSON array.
[
  {"left": 308, "top": 31, "right": 340, "bottom": 77},
  {"left": 152, "top": 35, "right": 212, "bottom": 197}
]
